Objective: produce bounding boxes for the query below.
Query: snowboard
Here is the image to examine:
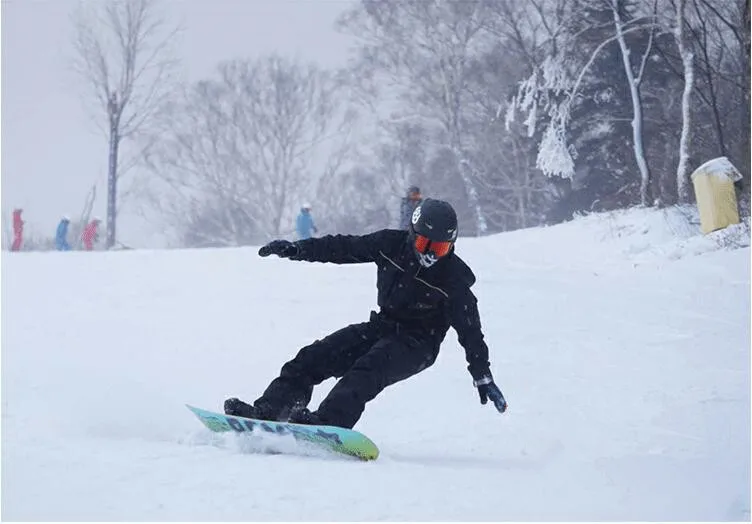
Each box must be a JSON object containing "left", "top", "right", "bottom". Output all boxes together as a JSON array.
[{"left": 186, "top": 404, "right": 379, "bottom": 461}]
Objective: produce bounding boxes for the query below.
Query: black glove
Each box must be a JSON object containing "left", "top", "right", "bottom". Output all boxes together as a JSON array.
[
  {"left": 474, "top": 374, "right": 508, "bottom": 413},
  {"left": 258, "top": 240, "right": 299, "bottom": 258}
]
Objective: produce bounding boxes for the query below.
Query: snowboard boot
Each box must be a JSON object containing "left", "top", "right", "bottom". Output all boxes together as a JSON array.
[
  {"left": 287, "top": 406, "right": 325, "bottom": 426},
  {"left": 224, "top": 397, "right": 276, "bottom": 421}
]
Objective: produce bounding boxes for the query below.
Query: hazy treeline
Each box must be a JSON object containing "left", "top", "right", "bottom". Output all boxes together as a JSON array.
[{"left": 75, "top": 0, "right": 752, "bottom": 247}]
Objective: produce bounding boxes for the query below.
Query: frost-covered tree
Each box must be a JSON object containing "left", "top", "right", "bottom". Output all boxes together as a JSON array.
[
  {"left": 462, "top": 44, "right": 550, "bottom": 229},
  {"left": 647, "top": 0, "right": 748, "bottom": 207},
  {"left": 507, "top": 0, "right": 661, "bottom": 208},
  {"left": 608, "top": 0, "right": 657, "bottom": 206},
  {"left": 669, "top": 0, "right": 694, "bottom": 203}
]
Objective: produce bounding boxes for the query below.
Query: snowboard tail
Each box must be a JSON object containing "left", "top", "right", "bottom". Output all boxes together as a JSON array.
[{"left": 186, "top": 404, "right": 379, "bottom": 461}]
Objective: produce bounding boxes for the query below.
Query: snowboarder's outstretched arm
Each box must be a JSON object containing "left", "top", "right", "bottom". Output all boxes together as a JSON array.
[
  {"left": 258, "top": 230, "right": 402, "bottom": 265},
  {"left": 448, "top": 262, "right": 508, "bottom": 414}
]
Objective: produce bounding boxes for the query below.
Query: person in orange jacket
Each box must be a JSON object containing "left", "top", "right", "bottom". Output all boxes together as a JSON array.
[
  {"left": 11, "top": 208, "right": 24, "bottom": 251},
  {"left": 82, "top": 218, "right": 101, "bottom": 251}
]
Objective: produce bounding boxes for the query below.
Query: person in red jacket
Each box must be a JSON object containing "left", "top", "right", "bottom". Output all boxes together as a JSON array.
[
  {"left": 11, "top": 208, "right": 24, "bottom": 251},
  {"left": 82, "top": 218, "right": 101, "bottom": 251}
]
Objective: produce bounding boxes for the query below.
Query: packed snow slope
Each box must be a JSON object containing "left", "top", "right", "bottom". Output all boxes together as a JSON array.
[{"left": 2, "top": 207, "right": 750, "bottom": 521}]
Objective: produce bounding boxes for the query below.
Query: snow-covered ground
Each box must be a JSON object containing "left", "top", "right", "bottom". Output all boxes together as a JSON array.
[{"left": 2, "top": 207, "right": 750, "bottom": 521}]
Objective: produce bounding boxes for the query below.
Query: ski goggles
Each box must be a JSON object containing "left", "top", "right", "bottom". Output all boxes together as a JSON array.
[{"left": 414, "top": 234, "right": 453, "bottom": 258}]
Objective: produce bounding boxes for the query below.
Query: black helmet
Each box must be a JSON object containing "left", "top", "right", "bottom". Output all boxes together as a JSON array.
[{"left": 409, "top": 198, "right": 458, "bottom": 267}]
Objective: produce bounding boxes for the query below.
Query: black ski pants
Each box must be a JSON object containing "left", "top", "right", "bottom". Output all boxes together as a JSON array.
[{"left": 255, "top": 316, "right": 440, "bottom": 429}]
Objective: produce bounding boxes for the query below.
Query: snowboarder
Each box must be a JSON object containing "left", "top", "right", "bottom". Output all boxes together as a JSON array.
[
  {"left": 11, "top": 208, "right": 24, "bottom": 251},
  {"left": 399, "top": 185, "right": 423, "bottom": 230},
  {"left": 55, "top": 216, "right": 71, "bottom": 251},
  {"left": 82, "top": 218, "right": 100, "bottom": 251},
  {"left": 296, "top": 204, "right": 318, "bottom": 240},
  {"left": 225, "top": 198, "right": 507, "bottom": 430}
]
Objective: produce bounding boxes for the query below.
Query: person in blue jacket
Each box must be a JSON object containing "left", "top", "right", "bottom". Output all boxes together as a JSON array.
[
  {"left": 296, "top": 204, "right": 318, "bottom": 240},
  {"left": 55, "top": 216, "right": 71, "bottom": 251}
]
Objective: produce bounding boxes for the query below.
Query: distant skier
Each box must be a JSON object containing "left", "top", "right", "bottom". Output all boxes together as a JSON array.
[
  {"left": 295, "top": 204, "right": 318, "bottom": 240},
  {"left": 11, "top": 208, "right": 24, "bottom": 251},
  {"left": 225, "top": 198, "right": 507, "bottom": 430},
  {"left": 82, "top": 218, "right": 101, "bottom": 251},
  {"left": 399, "top": 185, "right": 423, "bottom": 230},
  {"left": 55, "top": 216, "right": 71, "bottom": 251}
]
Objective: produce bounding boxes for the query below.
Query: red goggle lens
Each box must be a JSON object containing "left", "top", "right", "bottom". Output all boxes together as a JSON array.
[{"left": 414, "top": 234, "right": 453, "bottom": 258}]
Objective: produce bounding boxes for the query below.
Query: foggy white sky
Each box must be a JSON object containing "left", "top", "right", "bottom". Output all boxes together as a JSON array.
[{"left": 1, "top": 0, "right": 355, "bottom": 247}]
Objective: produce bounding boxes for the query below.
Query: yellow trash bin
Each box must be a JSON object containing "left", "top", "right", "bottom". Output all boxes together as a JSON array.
[{"left": 691, "top": 156, "right": 742, "bottom": 234}]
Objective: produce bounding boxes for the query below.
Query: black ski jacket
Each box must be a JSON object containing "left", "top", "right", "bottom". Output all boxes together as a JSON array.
[{"left": 292, "top": 229, "right": 491, "bottom": 380}]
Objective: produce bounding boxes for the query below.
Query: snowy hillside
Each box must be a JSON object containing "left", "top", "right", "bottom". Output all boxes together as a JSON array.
[{"left": 2, "top": 207, "right": 750, "bottom": 521}]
